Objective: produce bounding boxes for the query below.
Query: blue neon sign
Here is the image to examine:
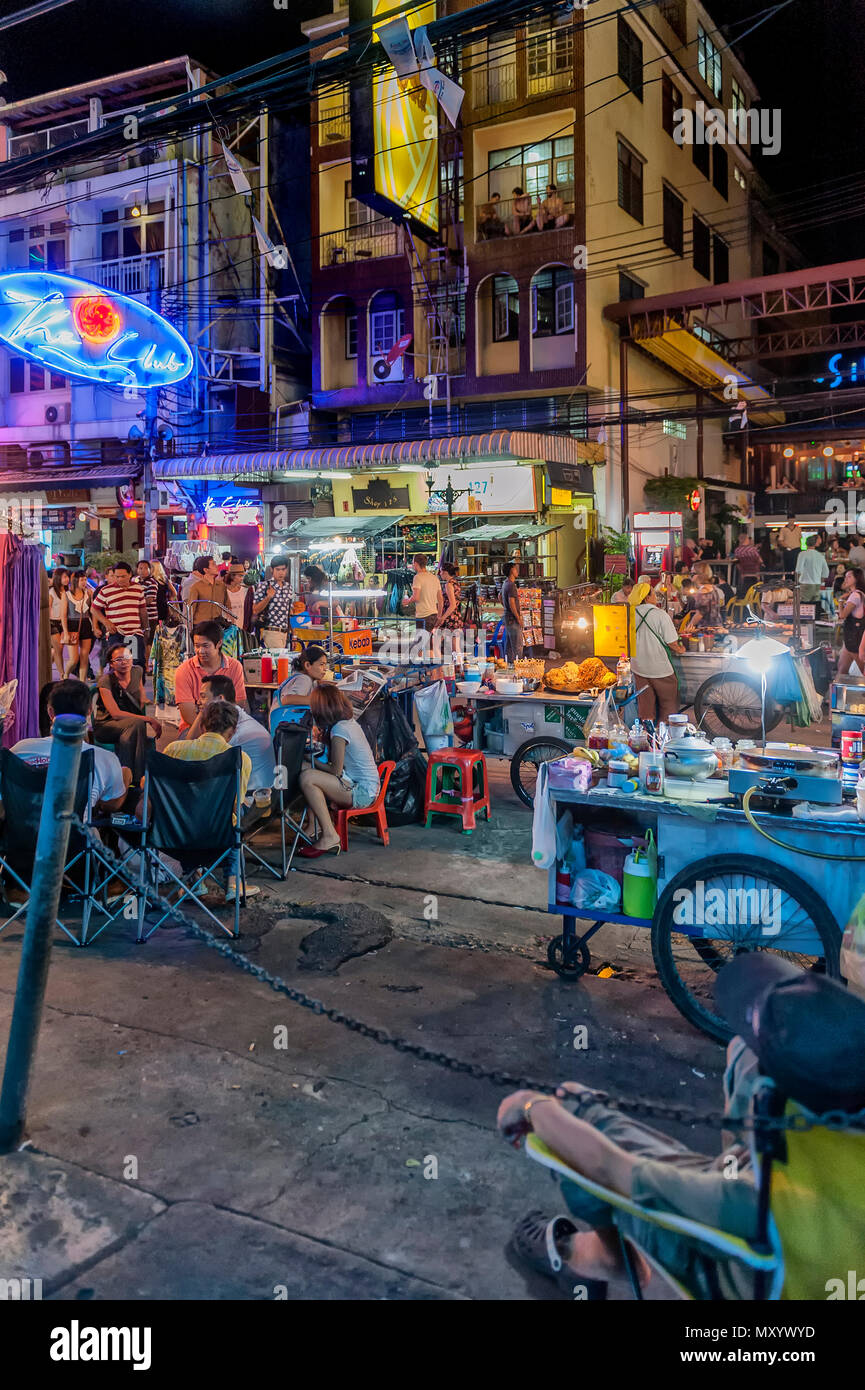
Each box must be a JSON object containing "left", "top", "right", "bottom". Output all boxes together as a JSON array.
[
  {"left": 815, "top": 352, "right": 863, "bottom": 389},
  {"left": 0, "top": 271, "right": 193, "bottom": 388}
]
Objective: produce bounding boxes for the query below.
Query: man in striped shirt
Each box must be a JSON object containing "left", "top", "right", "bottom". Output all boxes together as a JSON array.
[{"left": 91, "top": 561, "right": 148, "bottom": 668}]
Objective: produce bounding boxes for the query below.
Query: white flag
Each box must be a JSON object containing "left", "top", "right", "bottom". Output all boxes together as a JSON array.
[
  {"left": 221, "top": 140, "right": 252, "bottom": 197},
  {"left": 252, "top": 215, "right": 288, "bottom": 269},
  {"left": 414, "top": 25, "right": 464, "bottom": 127},
  {"left": 377, "top": 17, "right": 419, "bottom": 79}
]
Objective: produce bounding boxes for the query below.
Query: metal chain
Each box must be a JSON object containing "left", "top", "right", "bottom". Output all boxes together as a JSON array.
[{"left": 61, "top": 814, "right": 865, "bottom": 1137}]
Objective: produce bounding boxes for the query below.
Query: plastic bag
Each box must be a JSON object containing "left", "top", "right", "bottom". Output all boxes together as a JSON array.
[
  {"left": 842, "top": 891, "right": 865, "bottom": 1002},
  {"left": 414, "top": 680, "right": 454, "bottom": 748},
  {"left": 583, "top": 687, "right": 626, "bottom": 744},
  {"left": 569, "top": 869, "right": 622, "bottom": 910},
  {"left": 532, "top": 761, "right": 556, "bottom": 869}
]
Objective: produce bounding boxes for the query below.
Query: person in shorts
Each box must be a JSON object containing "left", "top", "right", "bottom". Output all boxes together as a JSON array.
[{"left": 297, "top": 684, "right": 380, "bottom": 858}]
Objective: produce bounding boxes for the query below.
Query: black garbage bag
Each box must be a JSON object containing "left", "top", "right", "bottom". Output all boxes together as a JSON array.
[{"left": 375, "top": 694, "right": 428, "bottom": 824}]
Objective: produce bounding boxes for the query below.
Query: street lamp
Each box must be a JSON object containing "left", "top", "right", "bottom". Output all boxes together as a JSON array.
[{"left": 424, "top": 470, "right": 472, "bottom": 533}]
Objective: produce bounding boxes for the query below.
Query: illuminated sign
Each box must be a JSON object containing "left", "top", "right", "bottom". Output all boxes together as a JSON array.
[
  {"left": 425, "top": 465, "right": 535, "bottom": 515},
  {"left": 204, "top": 495, "right": 262, "bottom": 527},
  {"left": 0, "top": 271, "right": 193, "bottom": 388},
  {"left": 815, "top": 352, "right": 865, "bottom": 389},
  {"left": 350, "top": 0, "right": 439, "bottom": 240}
]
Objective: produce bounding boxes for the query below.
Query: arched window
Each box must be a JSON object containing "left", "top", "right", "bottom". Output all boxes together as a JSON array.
[
  {"left": 531, "top": 266, "right": 575, "bottom": 337},
  {"left": 320, "top": 295, "right": 358, "bottom": 390}
]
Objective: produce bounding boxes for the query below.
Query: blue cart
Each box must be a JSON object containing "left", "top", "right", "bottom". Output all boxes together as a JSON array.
[{"left": 545, "top": 777, "right": 851, "bottom": 1041}]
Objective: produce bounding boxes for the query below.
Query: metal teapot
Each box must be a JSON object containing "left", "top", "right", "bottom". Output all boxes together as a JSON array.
[{"left": 663, "top": 731, "right": 718, "bottom": 782}]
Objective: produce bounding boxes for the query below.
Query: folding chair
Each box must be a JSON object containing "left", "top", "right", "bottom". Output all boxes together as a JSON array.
[
  {"left": 135, "top": 744, "right": 247, "bottom": 942},
  {"left": 523, "top": 1088, "right": 865, "bottom": 1300},
  {"left": 265, "top": 720, "right": 316, "bottom": 877},
  {"left": 0, "top": 747, "right": 98, "bottom": 945}
]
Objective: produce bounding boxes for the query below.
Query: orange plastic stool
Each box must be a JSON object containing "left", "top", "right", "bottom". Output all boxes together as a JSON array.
[
  {"left": 424, "top": 748, "right": 491, "bottom": 834},
  {"left": 334, "top": 761, "right": 395, "bottom": 852}
]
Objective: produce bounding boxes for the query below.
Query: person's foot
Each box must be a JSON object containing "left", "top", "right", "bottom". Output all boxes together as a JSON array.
[
  {"left": 563, "top": 1230, "right": 652, "bottom": 1290},
  {"left": 225, "top": 878, "right": 260, "bottom": 903}
]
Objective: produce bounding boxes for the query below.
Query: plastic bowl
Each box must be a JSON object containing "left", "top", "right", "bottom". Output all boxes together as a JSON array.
[
  {"left": 456, "top": 681, "right": 482, "bottom": 696},
  {"left": 495, "top": 679, "right": 523, "bottom": 695}
]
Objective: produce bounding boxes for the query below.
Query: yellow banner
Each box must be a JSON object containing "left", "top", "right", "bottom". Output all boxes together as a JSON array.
[{"left": 372, "top": 0, "right": 439, "bottom": 235}]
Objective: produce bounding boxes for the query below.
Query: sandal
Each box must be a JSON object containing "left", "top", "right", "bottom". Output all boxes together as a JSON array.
[{"left": 511, "top": 1210, "right": 608, "bottom": 1299}]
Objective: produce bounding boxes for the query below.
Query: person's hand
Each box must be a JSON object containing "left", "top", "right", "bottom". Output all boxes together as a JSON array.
[
  {"left": 496, "top": 1090, "right": 556, "bottom": 1148},
  {"left": 61, "top": 631, "right": 70, "bottom": 643},
  {"left": 266, "top": 585, "right": 275, "bottom": 601},
  {"left": 147, "top": 718, "right": 162, "bottom": 736}
]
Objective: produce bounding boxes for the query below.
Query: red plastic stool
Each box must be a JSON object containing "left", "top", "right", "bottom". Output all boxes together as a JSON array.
[
  {"left": 424, "top": 748, "right": 491, "bottom": 834},
  {"left": 334, "top": 761, "right": 395, "bottom": 852}
]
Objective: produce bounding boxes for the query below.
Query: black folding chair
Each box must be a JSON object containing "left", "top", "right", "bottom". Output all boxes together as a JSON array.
[
  {"left": 0, "top": 747, "right": 101, "bottom": 945},
  {"left": 135, "top": 744, "right": 247, "bottom": 942},
  {"left": 256, "top": 721, "right": 315, "bottom": 877}
]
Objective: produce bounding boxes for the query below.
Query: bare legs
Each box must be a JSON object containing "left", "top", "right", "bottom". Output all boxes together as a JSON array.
[{"left": 299, "top": 767, "right": 352, "bottom": 850}]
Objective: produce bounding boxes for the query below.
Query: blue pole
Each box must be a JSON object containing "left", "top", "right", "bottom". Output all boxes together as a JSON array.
[{"left": 0, "top": 714, "right": 86, "bottom": 1152}]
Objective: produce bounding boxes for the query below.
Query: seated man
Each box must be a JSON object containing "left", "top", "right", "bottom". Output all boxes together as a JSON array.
[
  {"left": 173, "top": 620, "right": 248, "bottom": 735},
  {"left": 163, "top": 700, "right": 258, "bottom": 903},
  {"left": 497, "top": 956, "right": 865, "bottom": 1300},
  {"left": 185, "top": 672, "right": 276, "bottom": 822},
  {"left": 12, "top": 677, "right": 130, "bottom": 814}
]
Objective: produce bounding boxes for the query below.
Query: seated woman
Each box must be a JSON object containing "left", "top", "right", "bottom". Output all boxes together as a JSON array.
[
  {"left": 94, "top": 640, "right": 162, "bottom": 783},
  {"left": 275, "top": 644, "right": 329, "bottom": 708},
  {"left": 297, "top": 684, "right": 380, "bottom": 858},
  {"left": 301, "top": 565, "right": 343, "bottom": 626}
]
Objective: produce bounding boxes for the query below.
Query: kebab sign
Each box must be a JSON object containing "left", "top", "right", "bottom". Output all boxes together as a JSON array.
[{"left": 0, "top": 270, "right": 193, "bottom": 389}]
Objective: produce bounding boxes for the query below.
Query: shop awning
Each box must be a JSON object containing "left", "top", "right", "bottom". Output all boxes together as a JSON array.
[
  {"left": 444, "top": 522, "right": 563, "bottom": 541},
  {"left": 156, "top": 432, "right": 605, "bottom": 481},
  {"left": 279, "top": 515, "right": 406, "bottom": 544},
  {"left": 0, "top": 463, "right": 141, "bottom": 491}
]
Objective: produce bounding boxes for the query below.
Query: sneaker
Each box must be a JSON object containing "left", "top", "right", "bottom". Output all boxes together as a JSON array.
[{"left": 225, "top": 878, "right": 260, "bottom": 904}]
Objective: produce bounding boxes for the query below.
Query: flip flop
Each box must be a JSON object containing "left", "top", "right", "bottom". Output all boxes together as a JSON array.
[{"left": 511, "top": 1210, "right": 608, "bottom": 1299}]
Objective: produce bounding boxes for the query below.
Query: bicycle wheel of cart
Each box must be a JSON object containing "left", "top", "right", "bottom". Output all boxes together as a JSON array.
[
  {"left": 694, "top": 672, "right": 783, "bottom": 739},
  {"left": 651, "top": 854, "right": 841, "bottom": 1043},
  {"left": 511, "top": 736, "right": 574, "bottom": 808}
]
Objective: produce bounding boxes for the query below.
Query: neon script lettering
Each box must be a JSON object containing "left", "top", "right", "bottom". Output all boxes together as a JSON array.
[{"left": 0, "top": 271, "right": 193, "bottom": 388}]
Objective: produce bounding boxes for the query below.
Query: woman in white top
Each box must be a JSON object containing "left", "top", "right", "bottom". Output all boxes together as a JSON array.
[
  {"left": 274, "top": 644, "right": 328, "bottom": 709},
  {"left": 48, "top": 568, "right": 71, "bottom": 678},
  {"left": 65, "top": 569, "right": 94, "bottom": 680},
  {"left": 631, "top": 581, "right": 685, "bottom": 723},
  {"left": 297, "top": 683, "right": 380, "bottom": 857}
]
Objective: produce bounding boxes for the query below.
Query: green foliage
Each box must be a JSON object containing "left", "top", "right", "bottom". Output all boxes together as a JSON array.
[
  {"left": 84, "top": 550, "right": 130, "bottom": 572},
  {"left": 601, "top": 525, "right": 630, "bottom": 555},
  {"left": 643, "top": 474, "right": 701, "bottom": 508}
]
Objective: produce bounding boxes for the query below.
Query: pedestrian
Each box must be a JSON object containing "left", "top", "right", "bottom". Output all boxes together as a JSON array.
[
  {"left": 173, "top": 620, "right": 248, "bottom": 734},
  {"left": 777, "top": 515, "right": 803, "bottom": 576},
  {"left": 436, "top": 562, "right": 463, "bottom": 632},
  {"left": 48, "top": 567, "right": 71, "bottom": 678},
  {"left": 837, "top": 568, "right": 865, "bottom": 676},
  {"left": 404, "top": 554, "right": 442, "bottom": 633},
  {"left": 795, "top": 535, "right": 829, "bottom": 605},
  {"left": 90, "top": 560, "right": 148, "bottom": 668},
  {"left": 65, "top": 570, "right": 94, "bottom": 680},
  {"left": 631, "top": 581, "right": 685, "bottom": 722},
  {"left": 252, "top": 557, "right": 293, "bottom": 647},
  {"left": 224, "top": 559, "right": 254, "bottom": 631},
  {"left": 136, "top": 559, "right": 160, "bottom": 669},
  {"left": 186, "top": 555, "right": 230, "bottom": 624},
  {"left": 296, "top": 684, "right": 380, "bottom": 858},
  {"left": 502, "top": 560, "right": 524, "bottom": 661}
]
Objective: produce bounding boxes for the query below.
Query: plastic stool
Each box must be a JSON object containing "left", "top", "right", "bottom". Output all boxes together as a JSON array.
[
  {"left": 424, "top": 748, "right": 491, "bottom": 834},
  {"left": 334, "top": 761, "right": 395, "bottom": 852}
]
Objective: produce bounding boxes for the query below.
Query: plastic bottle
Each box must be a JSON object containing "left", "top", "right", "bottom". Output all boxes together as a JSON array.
[
  {"left": 616, "top": 653, "right": 631, "bottom": 685},
  {"left": 857, "top": 772, "right": 865, "bottom": 821}
]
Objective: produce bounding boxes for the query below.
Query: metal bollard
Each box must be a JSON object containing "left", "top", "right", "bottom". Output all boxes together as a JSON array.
[{"left": 0, "top": 714, "right": 86, "bottom": 1152}]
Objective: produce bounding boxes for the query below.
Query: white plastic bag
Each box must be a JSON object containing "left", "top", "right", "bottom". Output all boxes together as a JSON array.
[
  {"left": 414, "top": 680, "right": 454, "bottom": 748},
  {"left": 841, "top": 892, "right": 865, "bottom": 1002},
  {"left": 569, "top": 869, "right": 622, "bottom": 911},
  {"left": 532, "top": 761, "right": 556, "bottom": 869}
]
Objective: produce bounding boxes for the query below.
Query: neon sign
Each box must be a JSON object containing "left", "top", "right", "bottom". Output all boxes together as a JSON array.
[
  {"left": 815, "top": 352, "right": 864, "bottom": 389},
  {"left": 0, "top": 271, "right": 193, "bottom": 388}
]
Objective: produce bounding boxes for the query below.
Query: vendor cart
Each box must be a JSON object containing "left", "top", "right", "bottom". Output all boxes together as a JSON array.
[{"left": 543, "top": 774, "right": 849, "bottom": 1042}]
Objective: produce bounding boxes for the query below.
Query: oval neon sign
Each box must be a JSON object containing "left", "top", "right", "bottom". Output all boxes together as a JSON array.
[{"left": 0, "top": 271, "right": 193, "bottom": 388}]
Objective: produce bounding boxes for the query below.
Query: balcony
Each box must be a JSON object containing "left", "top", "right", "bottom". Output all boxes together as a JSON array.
[
  {"left": 8, "top": 118, "right": 89, "bottom": 160},
  {"left": 474, "top": 63, "right": 518, "bottom": 109},
  {"left": 97, "top": 253, "right": 166, "bottom": 295},
  {"left": 476, "top": 191, "right": 575, "bottom": 241},
  {"left": 321, "top": 223, "right": 402, "bottom": 267},
  {"left": 319, "top": 94, "right": 350, "bottom": 144}
]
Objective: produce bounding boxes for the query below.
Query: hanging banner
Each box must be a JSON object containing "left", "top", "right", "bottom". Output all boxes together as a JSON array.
[{"left": 221, "top": 140, "right": 252, "bottom": 196}]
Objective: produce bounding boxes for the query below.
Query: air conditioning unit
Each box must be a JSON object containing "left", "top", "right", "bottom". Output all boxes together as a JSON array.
[
  {"left": 27, "top": 443, "right": 68, "bottom": 468},
  {"left": 370, "top": 354, "right": 404, "bottom": 384},
  {"left": 44, "top": 402, "right": 71, "bottom": 425}
]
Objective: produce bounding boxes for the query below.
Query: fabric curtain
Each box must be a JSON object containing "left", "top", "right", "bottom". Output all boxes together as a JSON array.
[{"left": 0, "top": 536, "right": 45, "bottom": 747}]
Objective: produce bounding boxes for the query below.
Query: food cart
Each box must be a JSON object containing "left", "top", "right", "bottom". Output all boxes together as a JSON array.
[{"left": 540, "top": 761, "right": 853, "bottom": 1042}]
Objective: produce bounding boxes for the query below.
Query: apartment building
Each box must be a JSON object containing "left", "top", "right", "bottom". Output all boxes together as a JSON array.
[
  {"left": 302, "top": 0, "right": 790, "bottom": 567},
  {"left": 0, "top": 58, "right": 305, "bottom": 556}
]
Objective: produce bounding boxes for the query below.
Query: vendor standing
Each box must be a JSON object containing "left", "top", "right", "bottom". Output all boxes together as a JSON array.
[
  {"left": 252, "top": 557, "right": 293, "bottom": 646},
  {"left": 502, "top": 560, "right": 524, "bottom": 661},
  {"left": 404, "top": 554, "right": 442, "bottom": 633},
  {"left": 795, "top": 535, "right": 829, "bottom": 605},
  {"left": 777, "top": 515, "right": 803, "bottom": 576},
  {"left": 631, "top": 582, "right": 685, "bottom": 723}
]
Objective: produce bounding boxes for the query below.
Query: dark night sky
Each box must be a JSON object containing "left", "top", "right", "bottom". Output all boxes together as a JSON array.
[{"left": 0, "top": 0, "right": 861, "bottom": 260}]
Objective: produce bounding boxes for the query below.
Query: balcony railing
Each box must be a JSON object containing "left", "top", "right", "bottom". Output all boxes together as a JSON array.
[
  {"left": 322, "top": 223, "right": 402, "bottom": 266},
  {"left": 8, "top": 119, "right": 89, "bottom": 160},
  {"left": 320, "top": 96, "right": 350, "bottom": 143},
  {"left": 476, "top": 192, "right": 576, "bottom": 240},
  {"left": 97, "top": 253, "right": 167, "bottom": 295},
  {"left": 474, "top": 63, "right": 518, "bottom": 109}
]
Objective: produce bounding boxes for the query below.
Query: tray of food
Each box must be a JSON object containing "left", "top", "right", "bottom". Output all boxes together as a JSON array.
[{"left": 544, "top": 658, "right": 617, "bottom": 693}]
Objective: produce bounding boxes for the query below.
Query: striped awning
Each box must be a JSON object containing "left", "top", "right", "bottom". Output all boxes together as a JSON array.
[
  {"left": 155, "top": 432, "right": 605, "bottom": 481},
  {"left": 0, "top": 462, "right": 141, "bottom": 491}
]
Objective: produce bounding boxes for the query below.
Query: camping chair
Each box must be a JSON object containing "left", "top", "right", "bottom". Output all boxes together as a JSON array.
[
  {"left": 248, "top": 720, "right": 316, "bottom": 878},
  {"left": 524, "top": 1089, "right": 865, "bottom": 1300},
  {"left": 0, "top": 748, "right": 104, "bottom": 946},
  {"left": 134, "top": 744, "right": 247, "bottom": 942}
]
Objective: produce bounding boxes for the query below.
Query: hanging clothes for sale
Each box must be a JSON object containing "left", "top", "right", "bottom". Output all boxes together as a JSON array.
[
  {"left": 152, "top": 622, "right": 189, "bottom": 708},
  {"left": 0, "top": 535, "right": 46, "bottom": 746}
]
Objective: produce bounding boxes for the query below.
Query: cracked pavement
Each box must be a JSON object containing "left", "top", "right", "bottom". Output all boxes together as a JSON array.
[{"left": 0, "top": 763, "right": 724, "bottom": 1300}]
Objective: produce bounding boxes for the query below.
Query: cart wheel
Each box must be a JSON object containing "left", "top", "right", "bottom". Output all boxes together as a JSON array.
[
  {"left": 511, "top": 736, "right": 574, "bottom": 808},
  {"left": 694, "top": 672, "right": 782, "bottom": 739},
  {"left": 651, "top": 854, "right": 841, "bottom": 1043},
  {"left": 547, "top": 934, "right": 591, "bottom": 979}
]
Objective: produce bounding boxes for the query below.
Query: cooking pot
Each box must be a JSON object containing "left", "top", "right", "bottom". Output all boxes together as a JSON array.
[{"left": 663, "top": 732, "right": 718, "bottom": 782}]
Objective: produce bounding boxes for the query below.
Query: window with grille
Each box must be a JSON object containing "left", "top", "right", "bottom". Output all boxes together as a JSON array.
[
  {"left": 370, "top": 308, "right": 405, "bottom": 355},
  {"left": 657, "top": 0, "right": 686, "bottom": 42},
  {"left": 662, "top": 74, "right": 682, "bottom": 137},
  {"left": 617, "top": 16, "right": 643, "bottom": 101},
  {"left": 731, "top": 78, "right": 746, "bottom": 113},
  {"left": 532, "top": 268, "right": 575, "bottom": 336},
  {"left": 662, "top": 185, "right": 684, "bottom": 255},
  {"left": 526, "top": 18, "right": 574, "bottom": 91},
  {"left": 617, "top": 140, "right": 644, "bottom": 223},
  {"left": 663, "top": 419, "right": 687, "bottom": 439},
  {"left": 619, "top": 271, "right": 645, "bottom": 302},
  {"left": 697, "top": 24, "right": 722, "bottom": 99},
  {"left": 713, "top": 234, "right": 729, "bottom": 285},
  {"left": 712, "top": 145, "right": 728, "bottom": 199},
  {"left": 693, "top": 215, "right": 711, "bottom": 278},
  {"left": 488, "top": 137, "right": 574, "bottom": 206}
]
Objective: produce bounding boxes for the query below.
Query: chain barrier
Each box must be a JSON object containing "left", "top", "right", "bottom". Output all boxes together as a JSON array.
[{"left": 59, "top": 813, "right": 865, "bottom": 1137}]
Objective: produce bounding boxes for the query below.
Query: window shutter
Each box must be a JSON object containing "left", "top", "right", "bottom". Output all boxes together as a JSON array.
[
  {"left": 555, "top": 282, "right": 574, "bottom": 334},
  {"left": 494, "top": 292, "right": 509, "bottom": 342}
]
